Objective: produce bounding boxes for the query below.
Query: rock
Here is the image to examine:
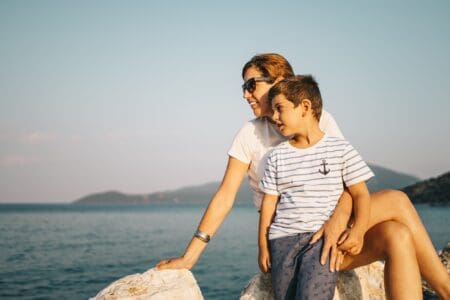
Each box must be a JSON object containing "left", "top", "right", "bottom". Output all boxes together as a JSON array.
[
  {"left": 90, "top": 268, "right": 203, "bottom": 300},
  {"left": 240, "top": 271, "right": 274, "bottom": 300},
  {"left": 334, "top": 262, "right": 385, "bottom": 300},
  {"left": 240, "top": 261, "right": 386, "bottom": 300},
  {"left": 90, "top": 243, "right": 450, "bottom": 300}
]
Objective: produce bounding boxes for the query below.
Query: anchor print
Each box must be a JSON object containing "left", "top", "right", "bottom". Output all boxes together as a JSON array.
[{"left": 318, "top": 159, "right": 330, "bottom": 175}]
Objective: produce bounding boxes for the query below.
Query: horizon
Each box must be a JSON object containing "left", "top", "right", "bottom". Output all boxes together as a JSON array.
[
  {"left": 1, "top": 162, "right": 435, "bottom": 204},
  {"left": 1, "top": 1, "right": 450, "bottom": 203}
]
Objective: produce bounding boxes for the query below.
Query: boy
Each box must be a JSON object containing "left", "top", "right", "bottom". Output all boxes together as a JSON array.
[{"left": 258, "top": 75, "right": 374, "bottom": 300}]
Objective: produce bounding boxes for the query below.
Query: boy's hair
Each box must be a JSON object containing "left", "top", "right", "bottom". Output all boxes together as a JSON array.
[
  {"left": 242, "top": 53, "right": 295, "bottom": 81},
  {"left": 268, "top": 75, "right": 323, "bottom": 120}
]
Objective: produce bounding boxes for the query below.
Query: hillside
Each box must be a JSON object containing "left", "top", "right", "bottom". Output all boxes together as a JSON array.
[
  {"left": 74, "top": 163, "right": 420, "bottom": 205},
  {"left": 402, "top": 171, "right": 450, "bottom": 205}
]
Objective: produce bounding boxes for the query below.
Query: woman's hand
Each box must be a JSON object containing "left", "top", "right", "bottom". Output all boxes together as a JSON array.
[
  {"left": 155, "top": 255, "right": 196, "bottom": 270},
  {"left": 338, "top": 227, "right": 365, "bottom": 256},
  {"left": 258, "top": 246, "right": 271, "bottom": 273},
  {"left": 309, "top": 211, "right": 351, "bottom": 272}
]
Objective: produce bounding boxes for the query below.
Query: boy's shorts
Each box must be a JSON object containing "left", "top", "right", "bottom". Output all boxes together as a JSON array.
[{"left": 269, "top": 232, "right": 337, "bottom": 300}]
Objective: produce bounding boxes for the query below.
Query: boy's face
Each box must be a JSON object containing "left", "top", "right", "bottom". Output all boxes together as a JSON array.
[{"left": 271, "top": 94, "right": 304, "bottom": 136}]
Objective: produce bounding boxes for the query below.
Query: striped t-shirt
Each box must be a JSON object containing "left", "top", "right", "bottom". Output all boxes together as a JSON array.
[{"left": 259, "top": 134, "right": 374, "bottom": 240}]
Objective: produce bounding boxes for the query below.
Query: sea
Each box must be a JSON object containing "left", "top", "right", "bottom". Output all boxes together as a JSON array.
[{"left": 0, "top": 203, "right": 449, "bottom": 300}]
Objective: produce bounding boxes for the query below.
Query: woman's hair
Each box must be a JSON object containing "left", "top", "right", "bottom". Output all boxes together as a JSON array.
[{"left": 242, "top": 53, "right": 295, "bottom": 82}]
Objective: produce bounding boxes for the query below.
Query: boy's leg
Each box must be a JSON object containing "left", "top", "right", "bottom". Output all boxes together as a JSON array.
[
  {"left": 296, "top": 235, "right": 337, "bottom": 300},
  {"left": 269, "top": 234, "right": 313, "bottom": 300}
]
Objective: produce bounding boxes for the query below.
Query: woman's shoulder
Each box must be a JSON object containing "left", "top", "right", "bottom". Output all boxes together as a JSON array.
[
  {"left": 242, "top": 117, "right": 259, "bottom": 128},
  {"left": 234, "top": 118, "right": 257, "bottom": 137},
  {"left": 237, "top": 117, "right": 272, "bottom": 133},
  {"left": 319, "top": 110, "right": 345, "bottom": 139},
  {"left": 231, "top": 118, "right": 262, "bottom": 145},
  {"left": 320, "top": 109, "right": 332, "bottom": 121},
  {"left": 319, "top": 109, "right": 333, "bottom": 130},
  {"left": 249, "top": 116, "right": 271, "bottom": 126}
]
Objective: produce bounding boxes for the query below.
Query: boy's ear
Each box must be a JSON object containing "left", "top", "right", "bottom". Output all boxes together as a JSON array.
[
  {"left": 300, "top": 99, "right": 312, "bottom": 117},
  {"left": 274, "top": 76, "right": 284, "bottom": 84}
]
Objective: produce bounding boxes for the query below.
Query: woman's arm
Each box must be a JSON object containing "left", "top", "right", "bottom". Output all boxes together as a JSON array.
[{"left": 156, "top": 156, "right": 249, "bottom": 270}]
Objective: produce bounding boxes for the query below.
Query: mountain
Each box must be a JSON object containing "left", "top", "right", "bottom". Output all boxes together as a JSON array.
[
  {"left": 73, "top": 163, "right": 420, "bottom": 205},
  {"left": 365, "top": 165, "right": 419, "bottom": 192},
  {"left": 74, "top": 182, "right": 249, "bottom": 205},
  {"left": 402, "top": 171, "right": 450, "bottom": 205}
]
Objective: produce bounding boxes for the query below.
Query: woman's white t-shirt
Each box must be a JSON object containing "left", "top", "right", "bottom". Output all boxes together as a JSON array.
[{"left": 228, "top": 110, "right": 344, "bottom": 209}]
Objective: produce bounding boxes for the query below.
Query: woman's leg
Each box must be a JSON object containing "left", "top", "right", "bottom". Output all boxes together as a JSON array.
[
  {"left": 340, "top": 221, "right": 422, "bottom": 300},
  {"left": 368, "top": 190, "right": 450, "bottom": 298}
]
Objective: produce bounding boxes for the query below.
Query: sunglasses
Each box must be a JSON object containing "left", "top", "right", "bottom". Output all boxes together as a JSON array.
[{"left": 242, "top": 77, "right": 274, "bottom": 93}]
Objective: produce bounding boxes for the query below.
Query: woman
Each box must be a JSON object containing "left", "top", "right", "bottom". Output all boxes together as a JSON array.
[{"left": 157, "top": 53, "right": 450, "bottom": 299}]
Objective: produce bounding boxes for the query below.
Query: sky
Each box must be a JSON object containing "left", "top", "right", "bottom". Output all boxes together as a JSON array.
[{"left": 1, "top": 0, "right": 449, "bottom": 203}]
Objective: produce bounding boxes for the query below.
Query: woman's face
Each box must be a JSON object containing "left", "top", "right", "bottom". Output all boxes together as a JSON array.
[{"left": 242, "top": 67, "right": 277, "bottom": 118}]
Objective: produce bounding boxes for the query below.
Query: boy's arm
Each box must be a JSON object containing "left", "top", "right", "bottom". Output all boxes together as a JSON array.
[
  {"left": 310, "top": 188, "right": 353, "bottom": 270},
  {"left": 338, "top": 181, "right": 371, "bottom": 255},
  {"left": 348, "top": 182, "right": 371, "bottom": 234},
  {"left": 258, "top": 193, "right": 278, "bottom": 273}
]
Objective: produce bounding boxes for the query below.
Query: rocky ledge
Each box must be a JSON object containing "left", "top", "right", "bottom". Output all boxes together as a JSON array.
[
  {"left": 91, "top": 243, "right": 449, "bottom": 300},
  {"left": 89, "top": 269, "right": 203, "bottom": 300}
]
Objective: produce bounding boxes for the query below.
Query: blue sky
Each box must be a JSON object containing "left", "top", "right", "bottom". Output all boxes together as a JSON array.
[{"left": 1, "top": 0, "right": 449, "bottom": 203}]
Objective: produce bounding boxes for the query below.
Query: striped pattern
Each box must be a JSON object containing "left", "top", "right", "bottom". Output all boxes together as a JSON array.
[{"left": 259, "top": 135, "right": 374, "bottom": 240}]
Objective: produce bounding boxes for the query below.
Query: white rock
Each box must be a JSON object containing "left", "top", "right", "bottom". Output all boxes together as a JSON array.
[
  {"left": 334, "top": 262, "right": 385, "bottom": 300},
  {"left": 90, "top": 243, "right": 450, "bottom": 299},
  {"left": 90, "top": 268, "right": 203, "bottom": 300},
  {"left": 240, "top": 261, "right": 386, "bottom": 300}
]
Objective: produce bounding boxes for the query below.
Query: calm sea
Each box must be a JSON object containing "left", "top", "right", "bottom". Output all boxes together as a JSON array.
[{"left": 0, "top": 203, "right": 448, "bottom": 300}]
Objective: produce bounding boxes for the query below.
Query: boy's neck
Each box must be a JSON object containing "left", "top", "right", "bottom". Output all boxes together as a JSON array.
[{"left": 290, "top": 123, "right": 324, "bottom": 149}]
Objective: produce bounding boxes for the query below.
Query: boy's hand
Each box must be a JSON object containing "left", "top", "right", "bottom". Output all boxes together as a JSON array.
[
  {"left": 258, "top": 246, "right": 271, "bottom": 273},
  {"left": 338, "top": 227, "right": 365, "bottom": 255},
  {"left": 310, "top": 211, "right": 351, "bottom": 268}
]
